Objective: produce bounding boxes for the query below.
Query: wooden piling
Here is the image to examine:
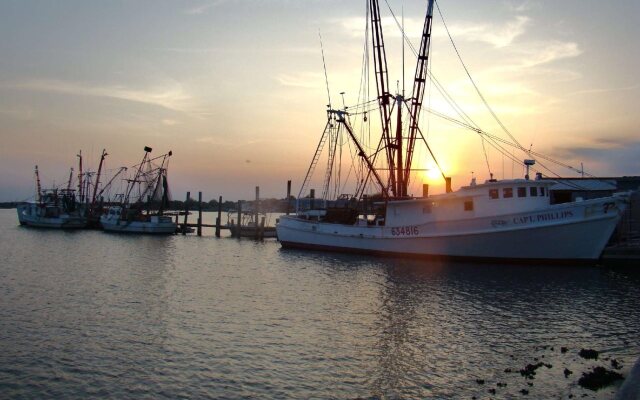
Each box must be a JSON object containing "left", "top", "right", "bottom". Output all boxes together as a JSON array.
[
  {"left": 260, "top": 216, "right": 266, "bottom": 240},
  {"left": 197, "top": 191, "right": 203, "bottom": 236},
  {"left": 310, "top": 188, "right": 315, "bottom": 210},
  {"left": 236, "top": 200, "right": 242, "bottom": 238},
  {"left": 182, "top": 191, "right": 190, "bottom": 235},
  {"left": 215, "top": 195, "right": 222, "bottom": 237},
  {"left": 255, "top": 186, "right": 260, "bottom": 239},
  {"left": 286, "top": 180, "right": 291, "bottom": 215}
]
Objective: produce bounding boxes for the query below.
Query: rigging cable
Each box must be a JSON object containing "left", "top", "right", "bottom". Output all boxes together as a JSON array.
[
  {"left": 434, "top": 0, "right": 526, "bottom": 153},
  {"left": 319, "top": 30, "right": 332, "bottom": 110},
  {"left": 383, "top": 0, "right": 492, "bottom": 178}
]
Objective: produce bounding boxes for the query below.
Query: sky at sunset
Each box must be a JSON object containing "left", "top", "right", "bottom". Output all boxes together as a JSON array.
[{"left": 0, "top": 0, "right": 638, "bottom": 202}]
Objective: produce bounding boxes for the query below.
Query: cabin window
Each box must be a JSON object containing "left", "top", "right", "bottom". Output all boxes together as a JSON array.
[
  {"left": 517, "top": 187, "right": 527, "bottom": 198},
  {"left": 423, "top": 203, "right": 432, "bottom": 214},
  {"left": 464, "top": 200, "right": 474, "bottom": 211},
  {"left": 503, "top": 188, "right": 513, "bottom": 198},
  {"left": 540, "top": 187, "right": 545, "bottom": 196},
  {"left": 530, "top": 187, "right": 537, "bottom": 197},
  {"left": 489, "top": 189, "right": 499, "bottom": 199}
]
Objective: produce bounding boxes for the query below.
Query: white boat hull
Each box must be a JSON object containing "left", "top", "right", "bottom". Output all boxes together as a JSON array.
[
  {"left": 277, "top": 197, "right": 626, "bottom": 262},
  {"left": 17, "top": 204, "right": 86, "bottom": 229},
  {"left": 100, "top": 213, "right": 177, "bottom": 234}
]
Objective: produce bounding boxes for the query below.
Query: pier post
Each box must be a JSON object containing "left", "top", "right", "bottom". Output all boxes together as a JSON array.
[
  {"left": 215, "top": 195, "right": 222, "bottom": 237},
  {"left": 362, "top": 194, "right": 368, "bottom": 220},
  {"left": 197, "top": 191, "right": 202, "bottom": 236},
  {"left": 286, "top": 180, "right": 291, "bottom": 215},
  {"left": 236, "top": 200, "right": 242, "bottom": 238},
  {"left": 423, "top": 184, "right": 429, "bottom": 198},
  {"left": 260, "top": 216, "right": 265, "bottom": 240},
  {"left": 310, "top": 188, "right": 315, "bottom": 210},
  {"left": 182, "top": 191, "right": 190, "bottom": 235},
  {"left": 255, "top": 186, "right": 260, "bottom": 239}
]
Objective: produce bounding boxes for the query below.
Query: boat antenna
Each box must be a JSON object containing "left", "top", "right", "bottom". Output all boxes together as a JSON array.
[{"left": 319, "top": 29, "right": 332, "bottom": 111}]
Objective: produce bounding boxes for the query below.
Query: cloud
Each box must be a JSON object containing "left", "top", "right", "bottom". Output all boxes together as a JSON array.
[
  {"left": 162, "top": 47, "right": 223, "bottom": 54},
  {"left": 434, "top": 16, "right": 531, "bottom": 48},
  {"left": 184, "top": 1, "right": 226, "bottom": 15},
  {"left": 195, "top": 136, "right": 226, "bottom": 145},
  {"left": 335, "top": 11, "right": 530, "bottom": 49},
  {"left": 336, "top": 16, "right": 424, "bottom": 40},
  {"left": 2, "top": 79, "right": 195, "bottom": 114},
  {"left": 549, "top": 137, "right": 640, "bottom": 176},
  {"left": 517, "top": 40, "right": 582, "bottom": 68},
  {"left": 569, "top": 84, "right": 640, "bottom": 96},
  {"left": 503, "top": 0, "right": 538, "bottom": 13},
  {"left": 0, "top": 106, "right": 34, "bottom": 121},
  {"left": 553, "top": 136, "right": 640, "bottom": 158},
  {"left": 275, "top": 72, "right": 324, "bottom": 89}
]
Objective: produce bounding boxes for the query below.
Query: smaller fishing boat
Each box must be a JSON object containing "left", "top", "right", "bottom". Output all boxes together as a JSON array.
[
  {"left": 17, "top": 189, "right": 86, "bottom": 229},
  {"left": 101, "top": 206, "right": 177, "bottom": 234},
  {"left": 100, "top": 147, "right": 177, "bottom": 234},
  {"left": 17, "top": 166, "right": 87, "bottom": 229}
]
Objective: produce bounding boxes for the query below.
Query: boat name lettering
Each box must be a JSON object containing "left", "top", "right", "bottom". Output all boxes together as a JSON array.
[
  {"left": 391, "top": 226, "right": 419, "bottom": 236},
  {"left": 512, "top": 210, "right": 574, "bottom": 225}
]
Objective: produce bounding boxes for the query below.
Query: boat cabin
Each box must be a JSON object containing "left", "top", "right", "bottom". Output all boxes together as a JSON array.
[{"left": 385, "top": 179, "right": 553, "bottom": 227}]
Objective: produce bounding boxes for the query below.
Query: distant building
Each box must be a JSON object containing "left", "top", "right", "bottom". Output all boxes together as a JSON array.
[
  {"left": 542, "top": 176, "right": 640, "bottom": 204},
  {"left": 542, "top": 176, "right": 640, "bottom": 244}
]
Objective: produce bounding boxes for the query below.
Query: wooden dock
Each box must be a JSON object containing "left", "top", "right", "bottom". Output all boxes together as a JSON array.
[{"left": 176, "top": 186, "right": 283, "bottom": 240}]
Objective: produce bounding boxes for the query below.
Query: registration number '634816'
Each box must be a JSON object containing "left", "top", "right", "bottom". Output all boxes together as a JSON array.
[{"left": 391, "top": 226, "right": 419, "bottom": 236}]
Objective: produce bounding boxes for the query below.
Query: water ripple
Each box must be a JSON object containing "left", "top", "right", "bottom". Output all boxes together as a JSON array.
[{"left": 0, "top": 210, "right": 639, "bottom": 398}]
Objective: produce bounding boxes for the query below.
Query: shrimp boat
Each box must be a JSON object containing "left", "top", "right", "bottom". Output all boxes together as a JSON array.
[
  {"left": 17, "top": 166, "right": 87, "bottom": 229},
  {"left": 276, "top": 0, "right": 629, "bottom": 262},
  {"left": 100, "top": 147, "right": 177, "bottom": 234}
]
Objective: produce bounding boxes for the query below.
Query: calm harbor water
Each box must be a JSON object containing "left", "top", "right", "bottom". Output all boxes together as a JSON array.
[{"left": 1, "top": 209, "right": 639, "bottom": 399}]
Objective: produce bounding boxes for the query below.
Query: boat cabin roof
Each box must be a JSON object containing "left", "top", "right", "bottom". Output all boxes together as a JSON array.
[{"left": 385, "top": 179, "right": 551, "bottom": 204}]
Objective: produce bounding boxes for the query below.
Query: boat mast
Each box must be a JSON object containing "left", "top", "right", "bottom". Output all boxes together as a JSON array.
[
  {"left": 34, "top": 165, "right": 42, "bottom": 203},
  {"left": 77, "top": 150, "right": 83, "bottom": 202},
  {"left": 404, "top": 0, "right": 435, "bottom": 195},
  {"left": 92, "top": 149, "right": 107, "bottom": 205},
  {"left": 370, "top": 0, "right": 396, "bottom": 197},
  {"left": 395, "top": 94, "right": 404, "bottom": 197},
  {"left": 124, "top": 146, "right": 152, "bottom": 205},
  {"left": 95, "top": 166, "right": 127, "bottom": 201},
  {"left": 66, "top": 167, "right": 74, "bottom": 191},
  {"left": 148, "top": 151, "right": 172, "bottom": 214}
]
